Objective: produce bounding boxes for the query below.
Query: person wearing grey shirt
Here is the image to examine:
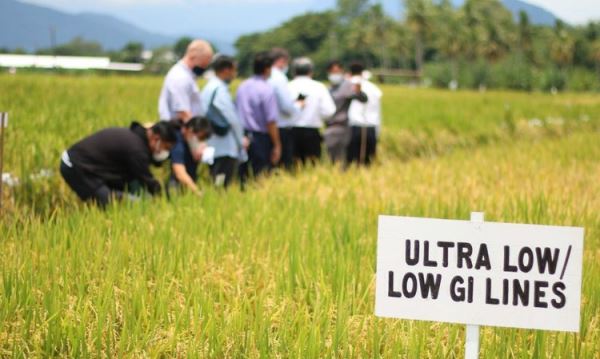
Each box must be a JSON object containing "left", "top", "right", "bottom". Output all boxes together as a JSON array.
[
  {"left": 158, "top": 39, "right": 213, "bottom": 123},
  {"left": 201, "top": 56, "right": 248, "bottom": 188},
  {"left": 325, "top": 60, "right": 368, "bottom": 164}
]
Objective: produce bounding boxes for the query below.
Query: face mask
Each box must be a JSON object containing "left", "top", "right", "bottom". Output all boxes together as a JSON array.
[
  {"left": 192, "top": 66, "right": 206, "bottom": 77},
  {"left": 153, "top": 140, "right": 170, "bottom": 162},
  {"left": 187, "top": 135, "right": 201, "bottom": 152},
  {"left": 328, "top": 73, "right": 344, "bottom": 85}
]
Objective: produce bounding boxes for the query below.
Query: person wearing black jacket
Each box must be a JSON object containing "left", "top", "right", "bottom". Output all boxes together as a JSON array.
[{"left": 59, "top": 121, "right": 178, "bottom": 207}]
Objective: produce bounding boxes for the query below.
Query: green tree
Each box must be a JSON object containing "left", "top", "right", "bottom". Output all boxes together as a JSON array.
[
  {"left": 462, "top": 0, "right": 515, "bottom": 63},
  {"left": 551, "top": 20, "right": 575, "bottom": 69},
  {"left": 405, "top": 0, "right": 433, "bottom": 72},
  {"left": 174, "top": 37, "right": 193, "bottom": 59},
  {"left": 433, "top": 0, "right": 467, "bottom": 82}
]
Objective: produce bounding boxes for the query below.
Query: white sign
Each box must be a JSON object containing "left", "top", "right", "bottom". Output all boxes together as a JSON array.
[{"left": 375, "top": 215, "right": 584, "bottom": 333}]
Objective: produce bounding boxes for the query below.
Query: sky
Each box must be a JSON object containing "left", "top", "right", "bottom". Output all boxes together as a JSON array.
[{"left": 23, "top": 0, "right": 600, "bottom": 25}]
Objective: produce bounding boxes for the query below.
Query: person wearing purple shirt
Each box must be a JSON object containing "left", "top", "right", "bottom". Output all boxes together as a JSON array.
[{"left": 236, "top": 52, "right": 282, "bottom": 179}]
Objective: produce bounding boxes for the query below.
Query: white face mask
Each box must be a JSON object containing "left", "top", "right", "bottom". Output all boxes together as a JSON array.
[
  {"left": 187, "top": 135, "right": 201, "bottom": 153},
  {"left": 153, "top": 140, "right": 170, "bottom": 162},
  {"left": 328, "top": 73, "right": 344, "bottom": 85}
]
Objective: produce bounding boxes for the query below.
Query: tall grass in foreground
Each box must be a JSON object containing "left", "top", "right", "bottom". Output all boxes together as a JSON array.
[{"left": 1, "top": 132, "right": 599, "bottom": 357}]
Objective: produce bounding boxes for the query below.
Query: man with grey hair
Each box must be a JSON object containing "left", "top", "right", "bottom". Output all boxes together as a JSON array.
[
  {"left": 159, "top": 39, "right": 214, "bottom": 123},
  {"left": 288, "top": 57, "right": 336, "bottom": 164}
]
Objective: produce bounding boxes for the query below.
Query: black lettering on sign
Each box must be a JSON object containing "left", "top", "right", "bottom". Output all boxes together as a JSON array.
[
  {"left": 467, "top": 276, "right": 474, "bottom": 303},
  {"left": 423, "top": 241, "right": 438, "bottom": 267},
  {"left": 502, "top": 279, "right": 510, "bottom": 305},
  {"left": 418, "top": 273, "right": 442, "bottom": 299},
  {"left": 450, "top": 276, "right": 465, "bottom": 302},
  {"left": 513, "top": 279, "right": 530, "bottom": 306},
  {"left": 475, "top": 244, "right": 491, "bottom": 270},
  {"left": 551, "top": 282, "right": 566, "bottom": 309},
  {"left": 519, "top": 247, "right": 534, "bottom": 273},
  {"left": 504, "top": 246, "right": 518, "bottom": 272},
  {"left": 485, "top": 278, "right": 500, "bottom": 305},
  {"left": 457, "top": 243, "right": 473, "bottom": 269},
  {"left": 402, "top": 273, "right": 418, "bottom": 298},
  {"left": 437, "top": 241, "right": 454, "bottom": 267},
  {"left": 534, "top": 281, "right": 549, "bottom": 308},
  {"left": 388, "top": 271, "right": 402, "bottom": 298},
  {"left": 406, "top": 240, "right": 419, "bottom": 266},
  {"left": 536, "top": 247, "right": 560, "bottom": 274}
]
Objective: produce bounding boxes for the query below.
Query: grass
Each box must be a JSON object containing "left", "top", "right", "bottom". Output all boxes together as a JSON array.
[{"left": 0, "top": 73, "right": 599, "bottom": 357}]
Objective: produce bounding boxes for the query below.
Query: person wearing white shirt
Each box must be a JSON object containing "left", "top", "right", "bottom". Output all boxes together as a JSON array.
[
  {"left": 201, "top": 56, "right": 248, "bottom": 188},
  {"left": 158, "top": 39, "right": 213, "bottom": 123},
  {"left": 268, "top": 48, "right": 297, "bottom": 170},
  {"left": 347, "top": 62, "right": 383, "bottom": 166},
  {"left": 288, "top": 57, "right": 336, "bottom": 164}
]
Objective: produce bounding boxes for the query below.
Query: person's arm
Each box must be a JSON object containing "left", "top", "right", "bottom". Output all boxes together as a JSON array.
[
  {"left": 172, "top": 163, "right": 202, "bottom": 196},
  {"left": 128, "top": 152, "right": 161, "bottom": 196},
  {"left": 267, "top": 122, "right": 281, "bottom": 165},
  {"left": 216, "top": 87, "right": 245, "bottom": 147},
  {"left": 169, "top": 82, "right": 194, "bottom": 122},
  {"left": 319, "top": 86, "right": 337, "bottom": 119},
  {"left": 264, "top": 90, "right": 282, "bottom": 164},
  {"left": 273, "top": 79, "right": 297, "bottom": 117}
]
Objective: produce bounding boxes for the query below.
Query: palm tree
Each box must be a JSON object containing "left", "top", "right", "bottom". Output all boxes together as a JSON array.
[{"left": 405, "top": 0, "right": 432, "bottom": 73}]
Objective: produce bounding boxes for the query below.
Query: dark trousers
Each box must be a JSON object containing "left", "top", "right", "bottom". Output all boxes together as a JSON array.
[
  {"left": 210, "top": 156, "right": 238, "bottom": 188},
  {"left": 347, "top": 126, "right": 377, "bottom": 166},
  {"left": 60, "top": 160, "right": 122, "bottom": 208},
  {"left": 292, "top": 127, "right": 322, "bottom": 164},
  {"left": 279, "top": 127, "right": 294, "bottom": 170},
  {"left": 240, "top": 131, "right": 273, "bottom": 183}
]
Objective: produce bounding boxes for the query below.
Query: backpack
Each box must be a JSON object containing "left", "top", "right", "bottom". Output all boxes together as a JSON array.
[{"left": 206, "top": 87, "right": 231, "bottom": 136}]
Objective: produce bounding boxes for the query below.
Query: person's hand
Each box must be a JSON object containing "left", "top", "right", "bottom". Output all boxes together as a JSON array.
[
  {"left": 192, "top": 142, "right": 207, "bottom": 162},
  {"left": 242, "top": 136, "right": 250, "bottom": 150},
  {"left": 352, "top": 83, "right": 362, "bottom": 93},
  {"left": 271, "top": 144, "right": 282, "bottom": 165}
]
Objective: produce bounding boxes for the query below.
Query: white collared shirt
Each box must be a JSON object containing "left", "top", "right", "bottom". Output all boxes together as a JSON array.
[
  {"left": 158, "top": 61, "right": 202, "bottom": 121},
  {"left": 348, "top": 79, "right": 382, "bottom": 127},
  {"left": 269, "top": 67, "right": 298, "bottom": 128},
  {"left": 288, "top": 76, "right": 336, "bottom": 128}
]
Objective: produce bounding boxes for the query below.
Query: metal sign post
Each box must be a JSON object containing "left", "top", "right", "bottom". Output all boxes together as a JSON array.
[
  {"left": 466, "top": 212, "right": 484, "bottom": 359},
  {"left": 0, "top": 112, "right": 7, "bottom": 217}
]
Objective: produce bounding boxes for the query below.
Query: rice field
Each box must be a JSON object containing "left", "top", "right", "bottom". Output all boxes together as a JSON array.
[{"left": 0, "top": 73, "right": 599, "bottom": 357}]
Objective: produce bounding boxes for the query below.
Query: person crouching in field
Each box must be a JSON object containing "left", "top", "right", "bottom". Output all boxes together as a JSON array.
[
  {"left": 167, "top": 117, "right": 212, "bottom": 197},
  {"left": 325, "top": 60, "right": 368, "bottom": 165},
  {"left": 201, "top": 56, "right": 248, "bottom": 188},
  {"left": 60, "top": 121, "right": 178, "bottom": 207},
  {"left": 347, "top": 63, "right": 383, "bottom": 166},
  {"left": 288, "top": 57, "right": 336, "bottom": 165}
]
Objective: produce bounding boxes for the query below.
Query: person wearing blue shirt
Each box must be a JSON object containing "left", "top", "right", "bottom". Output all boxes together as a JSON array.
[
  {"left": 268, "top": 48, "right": 298, "bottom": 170},
  {"left": 168, "top": 117, "right": 212, "bottom": 196},
  {"left": 201, "top": 56, "right": 248, "bottom": 188}
]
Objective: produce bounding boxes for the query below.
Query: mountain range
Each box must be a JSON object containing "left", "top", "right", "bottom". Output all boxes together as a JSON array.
[{"left": 1, "top": 0, "right": 560, "bottom": 54}]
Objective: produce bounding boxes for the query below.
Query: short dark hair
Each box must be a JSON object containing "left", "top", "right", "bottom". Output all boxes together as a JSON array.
[
  {"left": 185, "top": 117, "right": 212, "bottom": 137},
  {"left": 293, "top": 57, "right": 313, "bottom": 76},
  {"left": 151, "top": 121, "right": 178, "bottom": 143},
  {"left": 253, "top": 51, "right": 274, "bottom": 75},
  {"left": 270, "top": 48, "right": 290, "bottom": 63},
  {"left": 327, "top": 60, "right": 343, "bottom": 71},
  {"left": 349, "top": 62, "right": 365, "bottom": 76},
  {"left": 212, "top": 55, "right": 236, "bottom": 73}
]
